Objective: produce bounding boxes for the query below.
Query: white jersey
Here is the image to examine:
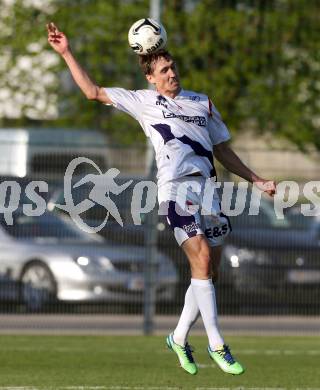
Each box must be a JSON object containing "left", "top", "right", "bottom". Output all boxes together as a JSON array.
[{"left": 105, "top": 88, "right": 230, "bottom": 187}]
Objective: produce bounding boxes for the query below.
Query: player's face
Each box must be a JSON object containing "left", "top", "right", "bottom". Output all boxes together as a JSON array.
[{"left": 146, "top": 57, "right": 181, "bottom": 98}]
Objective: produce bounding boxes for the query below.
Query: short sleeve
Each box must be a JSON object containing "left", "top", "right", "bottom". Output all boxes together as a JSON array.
[
  {"left": 104, "top": 88, "right": 145, "bottom": 120},
  {"left": 207, "top": 99, "right": 231, "bottom": 145}
]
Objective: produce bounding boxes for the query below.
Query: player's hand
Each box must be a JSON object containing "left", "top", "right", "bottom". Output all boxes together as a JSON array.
[
  {"left": 47, "top": 22, "right": 69, "bottom": 55},
  {"left": 254, "top": 179, "right": 276, "bottom": 197}
]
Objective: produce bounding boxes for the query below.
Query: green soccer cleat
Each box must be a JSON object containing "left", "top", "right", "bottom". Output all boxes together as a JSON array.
[
  {"left": 208, "top": 344, "right": 245, "bottom": 375},
  {"left": 166, "top": 333, "right": 198, "bottom": 375}
]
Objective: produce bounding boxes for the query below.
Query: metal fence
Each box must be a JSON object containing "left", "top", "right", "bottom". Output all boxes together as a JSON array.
[{"left": 0, "top": 132, "right": 319, "bottom": 325}]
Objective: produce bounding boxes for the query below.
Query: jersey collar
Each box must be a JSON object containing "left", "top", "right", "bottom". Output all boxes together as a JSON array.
[{"left": 157, "top": 88, "right": 186, "bottom": 100}]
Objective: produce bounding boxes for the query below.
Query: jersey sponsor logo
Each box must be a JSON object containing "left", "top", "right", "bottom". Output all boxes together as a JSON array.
[
  {"left": 162, "top": 111, "right": 206, "bottom": 127},
  {"left": 182, "top": 221, "right": 200, "bottom": 233},
  {"left": 205, "top": 224, "right": 229, "bottom": 238}
]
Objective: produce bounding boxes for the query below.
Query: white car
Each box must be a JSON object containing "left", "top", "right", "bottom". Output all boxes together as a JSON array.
[{"left": 0, "top": 210, "right": 177, "bottom": 311}]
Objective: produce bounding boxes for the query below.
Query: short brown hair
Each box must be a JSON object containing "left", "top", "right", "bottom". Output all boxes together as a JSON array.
[{"left": 138, "top": 49, "right": 173, "bottom": 75}]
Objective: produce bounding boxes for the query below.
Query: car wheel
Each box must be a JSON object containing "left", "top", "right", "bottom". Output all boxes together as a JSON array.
[{"left": 20, "top": 261, "right": 57, "bottom": 312}]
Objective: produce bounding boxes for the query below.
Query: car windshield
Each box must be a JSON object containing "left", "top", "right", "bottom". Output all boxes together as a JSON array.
[{"left": 0, "top": 213, "right": 92, "bottom": 241}]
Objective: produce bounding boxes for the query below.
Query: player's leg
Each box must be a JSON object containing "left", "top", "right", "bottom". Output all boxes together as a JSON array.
[
  {"left": 166, "top": 285, "right": 198, "bottom": 375},
  {"left": 182, "top": 235, "right": 244, "bottom": 375},
  {"left": 167, "top": 238, "right": 223, "bottom": 376},
  {"left": 172, "top": 284, "right": 199, "bottom": 347},
  {"left": 164, "top": 199, "right": 200, "bottom": 375},
  {"left": 181, "top": 235, "right": 225, "bottom": 348},
  {"left": 171, "top": 244, "right": 221, "bottom": 358}
]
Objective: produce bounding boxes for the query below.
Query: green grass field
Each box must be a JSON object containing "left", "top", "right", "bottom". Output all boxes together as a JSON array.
[{"left": 0, "top": 335, "right": 319, "bottom": 389}]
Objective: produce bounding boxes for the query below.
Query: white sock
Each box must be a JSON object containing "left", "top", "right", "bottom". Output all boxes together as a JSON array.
[
  {"left": 173, "top": 285, "right": 199, "bottom": 346},
  {"left": 191, "top": 278, "right": 224, "bottom": 350}
]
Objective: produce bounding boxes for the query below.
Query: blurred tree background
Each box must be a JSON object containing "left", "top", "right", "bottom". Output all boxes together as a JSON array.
[{"left": 0, "top": 0, "right": 319, "bottom": 148}]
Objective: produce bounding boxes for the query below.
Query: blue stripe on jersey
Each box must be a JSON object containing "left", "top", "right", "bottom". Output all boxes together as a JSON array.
[
  {"left": 151, "top": 123, "right": 175, "bottom": 143},
  {"left": 151, "top": 123, "right": 216, "bottom": 177}
]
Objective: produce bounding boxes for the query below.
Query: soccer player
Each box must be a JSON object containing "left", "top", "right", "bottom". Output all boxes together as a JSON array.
[{"left": 47, "top": 22, "right": 276, "bottom": 376}]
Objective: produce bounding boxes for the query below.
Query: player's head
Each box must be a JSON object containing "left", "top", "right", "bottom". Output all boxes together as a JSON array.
[{"left": 139, "top": 50, "right": 180, "bottom": 96}]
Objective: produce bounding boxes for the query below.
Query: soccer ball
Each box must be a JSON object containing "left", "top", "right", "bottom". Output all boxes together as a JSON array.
[{"left": 128, "top": 18, "right": 167, "bottom": 55}]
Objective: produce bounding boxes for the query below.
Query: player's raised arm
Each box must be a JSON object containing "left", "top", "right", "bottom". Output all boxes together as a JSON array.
[{"left": 46, "top": 22, "right": 112, "bottom": 104}]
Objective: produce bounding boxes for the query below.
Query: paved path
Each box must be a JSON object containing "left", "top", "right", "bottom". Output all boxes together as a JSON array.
[{"left": 0, "top": 315, "right": 319, "bottom": 335}]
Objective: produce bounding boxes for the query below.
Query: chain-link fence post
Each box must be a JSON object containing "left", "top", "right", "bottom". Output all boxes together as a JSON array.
[{"left": 143, "top": 0, "right": 162, "bottom": 336}]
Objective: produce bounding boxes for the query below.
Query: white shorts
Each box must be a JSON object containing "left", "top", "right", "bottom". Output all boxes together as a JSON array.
[{"left": 158, "top": 176, "right": 231, "bottom": 247}]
